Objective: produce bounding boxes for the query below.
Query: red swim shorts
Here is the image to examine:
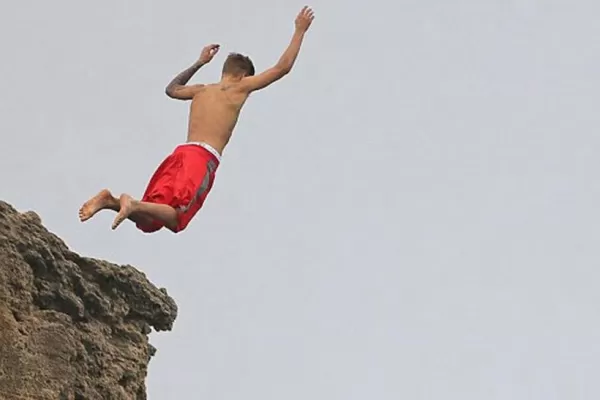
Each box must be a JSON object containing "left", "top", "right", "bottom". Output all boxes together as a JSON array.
[{"left": 136, "top": 143, "right": 220, "bottom": 233}]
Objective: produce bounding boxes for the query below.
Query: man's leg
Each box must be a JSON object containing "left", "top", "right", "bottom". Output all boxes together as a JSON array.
[
  {"left": 111, "top": 194, "right": 179, "bottom": 231},
  {"left": 79, "top": 189, "right": 156, "bottom": 228}
]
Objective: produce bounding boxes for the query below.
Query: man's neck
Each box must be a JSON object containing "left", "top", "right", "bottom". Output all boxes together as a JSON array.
[{"left": 220, "top": 74, "right": 243, "bottom": 84}]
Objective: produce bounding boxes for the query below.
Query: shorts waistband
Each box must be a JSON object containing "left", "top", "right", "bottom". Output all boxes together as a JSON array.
[{"left": 179, "top": 141, "right": 222, "bottom": 162}]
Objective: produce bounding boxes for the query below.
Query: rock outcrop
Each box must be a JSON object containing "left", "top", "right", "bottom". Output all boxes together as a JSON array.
[{"left": 0, "top": 201, "right": 177, "bottom": 399}]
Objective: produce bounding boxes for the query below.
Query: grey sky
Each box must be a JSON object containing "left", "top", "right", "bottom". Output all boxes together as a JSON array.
[{"left": 1, "top": 0, "right": 599, "bottom": 399}]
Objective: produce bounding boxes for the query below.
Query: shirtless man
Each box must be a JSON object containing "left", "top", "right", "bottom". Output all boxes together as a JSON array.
[{"left": 78, "top": 6, "right": 315, "bottom": 233}]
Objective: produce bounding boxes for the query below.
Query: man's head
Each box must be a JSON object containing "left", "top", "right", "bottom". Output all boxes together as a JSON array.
[{"left": 222, "top": 52, "right": 255, "bottom": 78}]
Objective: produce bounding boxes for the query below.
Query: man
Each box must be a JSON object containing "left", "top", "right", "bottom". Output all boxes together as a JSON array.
[{"left": 78, "top": 6, "right": 315, "bottom": 233}]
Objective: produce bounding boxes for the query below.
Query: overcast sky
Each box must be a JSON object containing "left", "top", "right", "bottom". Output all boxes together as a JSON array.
[{"left": 1, "top": 0, "right": 600, "bottom": 399}]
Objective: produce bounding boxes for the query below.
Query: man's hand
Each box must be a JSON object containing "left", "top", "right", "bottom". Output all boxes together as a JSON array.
[
  {"left": 295, "top": 6, "right": 315, "bottom": 33},
  {"left": 199, "top": 44, "right": 220, "bottom": 64}
]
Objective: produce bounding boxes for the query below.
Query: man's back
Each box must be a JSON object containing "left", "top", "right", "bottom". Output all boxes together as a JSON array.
[{"left": 187, "top": 83, "right": 249, "bottom": 153}]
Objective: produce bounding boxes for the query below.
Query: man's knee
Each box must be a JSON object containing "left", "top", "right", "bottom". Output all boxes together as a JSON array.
[{"left": 163, "top": 210, "right": 181, "bottom": 232}]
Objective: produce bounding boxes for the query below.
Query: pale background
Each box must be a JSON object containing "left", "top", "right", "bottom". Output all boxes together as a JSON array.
[{"left": 1, "top": 0, "right": 599, "bottom": 399}]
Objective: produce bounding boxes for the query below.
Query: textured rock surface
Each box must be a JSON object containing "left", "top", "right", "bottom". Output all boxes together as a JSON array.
[{"left": 0, "top": 201, "right": 178, "bottom": 399}]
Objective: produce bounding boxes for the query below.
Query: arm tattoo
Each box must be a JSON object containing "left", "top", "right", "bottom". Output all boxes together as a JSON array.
[{"left": 165, "top": 61, "right": 205, "bottom": 92}]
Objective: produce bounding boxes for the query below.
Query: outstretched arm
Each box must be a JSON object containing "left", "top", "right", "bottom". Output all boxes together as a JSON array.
[
  {"left": 239, "top": 7, "right": 315, "bottom": 93},
  {"left": 165, "top": 44, "right": 220, "bottom": 100}
]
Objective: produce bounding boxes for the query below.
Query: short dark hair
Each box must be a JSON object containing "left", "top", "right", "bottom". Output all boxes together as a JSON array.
[{"left": 222, "top": 52, "right": 255, "bottom": 77}]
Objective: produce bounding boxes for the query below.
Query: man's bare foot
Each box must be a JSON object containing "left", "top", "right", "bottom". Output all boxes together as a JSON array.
[
  {"left": 111, "top": 194, "right": 135, "bottom": 230},
  {"left": 79, "top": 189, "right": 115, "bottom": 222}
]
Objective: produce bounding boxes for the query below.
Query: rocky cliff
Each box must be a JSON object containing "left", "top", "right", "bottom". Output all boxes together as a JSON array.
[{"left": 0, "top": 201, "right": 178, "bottom": 399}]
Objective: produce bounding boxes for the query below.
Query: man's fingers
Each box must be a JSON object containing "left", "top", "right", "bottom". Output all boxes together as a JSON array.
[
  {"left": 204, "top": 43, "right": 220, "bottom": 51},
  {"left": 295, "top": 5, "right": 314, "bottom": 28}
]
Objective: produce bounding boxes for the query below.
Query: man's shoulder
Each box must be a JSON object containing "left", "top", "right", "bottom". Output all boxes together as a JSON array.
[
  {"left": 199, "top": 82, "right": 238, "bottom": 93},
  {"left": 213, "top": 82, "right": 252, "bottom": 99}
]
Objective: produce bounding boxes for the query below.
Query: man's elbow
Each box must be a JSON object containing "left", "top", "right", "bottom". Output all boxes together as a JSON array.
[
  {"left": 165, "top": 87, "right": 176, "bottom": 98},
  {"left": 165, "top": 83, "right": 184, "bottom": 98},
  {"left": 274, "top": 64, "right": 292, "bottom": 76}
]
